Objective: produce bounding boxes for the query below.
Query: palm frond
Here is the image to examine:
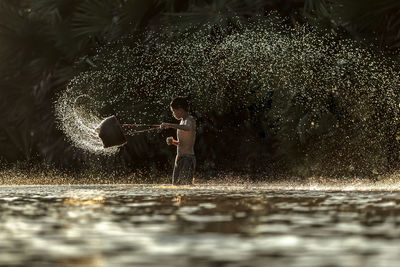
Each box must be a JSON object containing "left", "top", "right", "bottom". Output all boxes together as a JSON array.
[
  {"left": 162, "top": 0, "right": 282, "bottom": 32},
  {"left": 159, "top": 0, "right": 193, "bottom": 13},
  {"left": 71, "top": 0, "right": 119, "bottom": 42},
  {"left": 304, "top": 0, "right": 331, "bottom": 18},
  {"left": 333, "top": 0, "right": 400, "bottom": 48},
  {"left": 30, "top": 0, "right": 79, "bottom": 16},
  {"left": 0, "top": 2, "right": 60, "bottom": 79},
  {"left": 0, "top": 89, "right": 36, "bottom": 161},
  {"left": 119, "top": 0, "right": 162, "bottom": 31},
  {"left": 305, "top": 0, "right": 400, "bottom": 49},
  {"left": 162, "top": 0, "right": 242, "bottom": 30}
]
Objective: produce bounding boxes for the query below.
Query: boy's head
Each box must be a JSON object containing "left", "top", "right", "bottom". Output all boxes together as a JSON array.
[{"left": 170, "top": 96, "right": 189, "bottom": 120}]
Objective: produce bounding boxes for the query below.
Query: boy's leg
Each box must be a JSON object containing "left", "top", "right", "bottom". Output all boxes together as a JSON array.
[
  {"left": 172, "top": 156, "right": 180, "bottom": 185},
  {"left": 178, "top": 156, "right": 195, "bottom": 185},
  {"left": 183, "top": 156, "right": 195, "bottom": 184},
  {"left": 172, "top": 155, "right": 195, "bottom": 185}
]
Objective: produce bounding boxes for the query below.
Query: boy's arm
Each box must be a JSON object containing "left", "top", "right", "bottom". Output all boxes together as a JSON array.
[
  {"left": 161, "top": 123, "right": 190, "bottom": 131},
  {"left": 160, "top": 119, "right": 193, "bottom": 131}
]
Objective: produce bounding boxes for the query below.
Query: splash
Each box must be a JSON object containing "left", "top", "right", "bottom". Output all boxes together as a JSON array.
[
  {"left": 55, "top": 14, "right": 400, "bottom": 176},
  {"left": 55, "top": 90, "right": 118, "bottom": 155}
]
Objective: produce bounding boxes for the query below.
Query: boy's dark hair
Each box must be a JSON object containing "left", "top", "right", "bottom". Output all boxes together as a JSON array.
[{"left": 170, "top": 96, "right": 189, "bottom": 111}]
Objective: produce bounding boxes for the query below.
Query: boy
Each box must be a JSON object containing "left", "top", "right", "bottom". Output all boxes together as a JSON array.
[{"left": 160, "top": 97, "right": 196, "bottom": 185}]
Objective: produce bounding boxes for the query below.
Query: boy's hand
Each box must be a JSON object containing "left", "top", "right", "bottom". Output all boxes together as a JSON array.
[
  {"left": 166, "top": 137, "right": 179, "bottom": 146},
  {"left": 166, "top": 137, "right": 173, "bottom": 145},
  {"left": 160, "top": 123, "right": 170, "bottom": 129}
]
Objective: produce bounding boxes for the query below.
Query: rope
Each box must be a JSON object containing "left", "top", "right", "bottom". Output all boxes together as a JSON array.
[
  {"left": 125, "top": 126, "right": 160, "bottom": 135},
  {"left": 122, "top": 123, "right": 160, "bottom": 127}
]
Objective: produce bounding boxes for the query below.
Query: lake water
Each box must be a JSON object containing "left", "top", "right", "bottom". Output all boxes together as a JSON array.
[{"left": 1, "top": 184, "right": 400, "bottom": 267}]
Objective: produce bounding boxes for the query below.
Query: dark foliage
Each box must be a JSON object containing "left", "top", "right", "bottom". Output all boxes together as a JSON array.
[{"left": 1, "top": 0, "right": 400, "bottom": 179}]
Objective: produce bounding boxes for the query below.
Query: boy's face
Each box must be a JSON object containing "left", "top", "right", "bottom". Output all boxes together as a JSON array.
[{"left": 170, "top": 107, "right": 185, "bottom": 120}]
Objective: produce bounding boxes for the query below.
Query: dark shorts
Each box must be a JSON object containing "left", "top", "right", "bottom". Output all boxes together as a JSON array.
[{"left": 172, "top": 154, "right": 196, "bottom": 185}]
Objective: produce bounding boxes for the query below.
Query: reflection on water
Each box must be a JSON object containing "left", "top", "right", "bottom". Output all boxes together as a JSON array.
[{"left": 1, "top": 185, "right": 400, "bottom": 267}]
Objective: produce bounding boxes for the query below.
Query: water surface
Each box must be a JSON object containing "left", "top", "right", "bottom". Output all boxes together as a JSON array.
[{"left": 1, "top": 185, "right": 400, "bottom": 267}]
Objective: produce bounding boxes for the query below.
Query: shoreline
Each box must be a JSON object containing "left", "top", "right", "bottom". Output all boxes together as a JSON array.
[{"left": 1, "top": 170, "right": 400, "bottom": 191}]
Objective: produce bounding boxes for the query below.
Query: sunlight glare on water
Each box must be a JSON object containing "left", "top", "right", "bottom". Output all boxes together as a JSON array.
[{"left": 1, "top": 184, "right": 400, "bottom": 267}]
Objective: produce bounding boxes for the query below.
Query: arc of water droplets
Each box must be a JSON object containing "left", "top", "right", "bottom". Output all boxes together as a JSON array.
[
  {"left": 55, "top": 90, "right": 118, "bottom": 155},
  {"left": 55, "top": 15, "right": 400, "bottom": 174}
]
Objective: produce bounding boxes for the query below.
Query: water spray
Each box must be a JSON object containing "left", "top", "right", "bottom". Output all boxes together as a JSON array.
[{"left": 56, "top": 15, "right": 400, "bottom": 175}]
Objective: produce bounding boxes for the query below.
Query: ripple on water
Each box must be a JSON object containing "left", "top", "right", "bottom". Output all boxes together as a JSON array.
[{"left": 0, "top": 185, "right": 400, "bottom": 267}]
